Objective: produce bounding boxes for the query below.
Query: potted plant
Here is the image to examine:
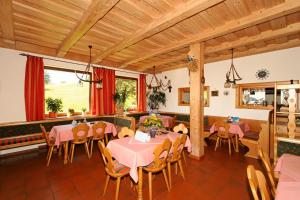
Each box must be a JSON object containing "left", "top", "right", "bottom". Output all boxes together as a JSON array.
[
  {"left": 82, "top": 107, "right": 87, "bottom": 116},
  {"left": 45, "top": 97, "right": 63, "bottom": 118},
  {"left": 147, "top": 90, "right": 166, "bottom": 113},
  {"left": 68, "top": 108, "right": 75, "bottom": 116},
  {"left": 113, "top": 88, "right": 128, "bottom": 115}
]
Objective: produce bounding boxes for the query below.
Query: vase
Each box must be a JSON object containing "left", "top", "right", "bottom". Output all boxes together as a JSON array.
[
  {"left": 149, "top": 127, "right": 158, "bottom": 138},
  {"left": 49, "top": 112, "right": 57, "bottom": 118}
]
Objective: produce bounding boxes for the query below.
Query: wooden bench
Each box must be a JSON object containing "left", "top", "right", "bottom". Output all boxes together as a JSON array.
[
  {"left": 240, "top": 123, "right": 269, "bottom": 159},
  {"left": 0, "top": 115, "right": 135, "bottom": 151}
]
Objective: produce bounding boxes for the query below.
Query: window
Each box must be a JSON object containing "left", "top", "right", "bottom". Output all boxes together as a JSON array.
[
  {"left": 44, "top": 67, "right": 91, "bottom": 114},
  {"left": 178, "top": 86, "right": 210, "bottom": 107},
  {"left": 235, "top": 81, "right": 299, "bottom": 110},
  {"left": 115, "top": 76, "right": 138, "bottom": 110}
]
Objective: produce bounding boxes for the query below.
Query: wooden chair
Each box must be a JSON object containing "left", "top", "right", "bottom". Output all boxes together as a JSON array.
[
  {"left": 98, "top": 141, "right": 130, "bottom": 200},
  {"left": 214, "top": 121, "right": 236, "bottom": 155},
  {"left": 258, "top": 146, "right": 277, "bottom": 198},
  {"left": 143, "top": 139, "right": 172, "bottom": 200},
  {"left": 118, "top": 127, "right": 134, "bottom": 139},
  {"left": 173, "top": 123, "right": 188, "bottom": 134},
  {"left": 167, "top": 134, "right": 187, "bottom": 189},
  {"left": 69, "top": 123, "right": 90, "bottom": 163},
  {"left": 40, "top": 124, "right": 60, "bottom": 166},
  {"left": 90, "top": 122, "right": 106, "bottom": 158},
  {"left": 173, "top": 123, "right": 188, "bottom": 166},
  {"left": 247, "top": 165, "right": 271, "bottom": 200}
]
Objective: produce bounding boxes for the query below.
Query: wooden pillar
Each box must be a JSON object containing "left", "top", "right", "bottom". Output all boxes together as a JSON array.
[{"left": 188, "top": 42, "right": 205, "bottom": 159}]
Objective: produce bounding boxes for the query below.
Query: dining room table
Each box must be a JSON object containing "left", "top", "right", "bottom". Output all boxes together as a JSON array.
[
  {"left": 49, "top": 121, "right": 117, "bottom": 164},
  {"left": 209, "top": 121, "right": 250, "bottom": 152},
  {"left": 106, "top": 131, "right": 191, "bottom": 200},
  {"left": 139, "top": 115, "right": 175, "bottom": 128},
  {"left": 274, "top": 153, "right": 300, "bottom": 200}
]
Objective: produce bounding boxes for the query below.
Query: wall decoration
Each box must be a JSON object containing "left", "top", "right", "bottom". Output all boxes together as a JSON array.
[
  {"left": 223, "top": 90, "right": 229, "bottom": 96},
  {"left": 255, "top": 68, "right": 270, "bottom": 80},
  {"left": 211, "top": 90, "right": 219, "bottom": 97}
]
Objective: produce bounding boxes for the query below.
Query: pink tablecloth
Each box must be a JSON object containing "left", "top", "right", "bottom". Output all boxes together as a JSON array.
[
  {"left": 209, "top": 122, "right": 250, "bottom": 138},
  {"left": 107, "top": 132, "right": 191, "bottom": 182},
  {"left": 274, "top": 154, "right": 300, "bottom": 200},
  {"left": 139, "top": 115, "right": 175, "bottom": 128},
  {"left": 49, "top": 122, "right": 117, "bottom": 146}
]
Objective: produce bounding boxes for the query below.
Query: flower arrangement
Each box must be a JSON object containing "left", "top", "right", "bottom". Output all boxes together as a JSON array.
[{"left": 142, "top": 114, "right": 163, "bottom": 128}]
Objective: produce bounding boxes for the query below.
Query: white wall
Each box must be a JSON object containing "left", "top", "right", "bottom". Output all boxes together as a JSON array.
[
  {"left": 0, "top": 47, "right": 140, "bottom": 123},
  {"left": 149, "top": 47, "right": 300, "bottom": 120}
]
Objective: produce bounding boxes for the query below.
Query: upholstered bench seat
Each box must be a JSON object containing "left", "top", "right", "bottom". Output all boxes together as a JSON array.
[
  {"left": 0, "top": 134, "right": 45, "bottom": 150},
  {"left": 243, "top": 131, "right": 259, "bottom": 141}
]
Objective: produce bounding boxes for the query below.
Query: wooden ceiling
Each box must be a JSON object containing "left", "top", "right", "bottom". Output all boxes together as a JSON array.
[{"left": 0, "top": 0, "right": 300, "bottom": 73}]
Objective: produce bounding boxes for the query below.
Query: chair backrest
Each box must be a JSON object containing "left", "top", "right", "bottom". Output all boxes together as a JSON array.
[
  {"left": 173, "top": 123, "right": 188, "bottom": 134},
  {"left": 98, "top": 140, "right": 116, "bottom": 174},
  {"left": 40, "top": 124, "right": 51, "bottom": 146},
  {"left": 92, "top": 121, "right": 106, "bottom": 139},
  {"left": 151, "top": 139, "right": 171, "bottom": 169},
  {"left": 72, "top": 123, "right": 89, "bottom": 142},
  {"left": 247, "top": 165, "right": 271, "bottom": 200},
  {"left": 171, "top": 134, "right": 187, "bottom": 161},
  {"left": 214, "top": 121, "right": 230, "bottom": 138},
  {"left": 258, "top": 146, "right": 276, "bottom": 197},
  {"left": 118, "top": 127, "right": 134, "bottom": 138}
]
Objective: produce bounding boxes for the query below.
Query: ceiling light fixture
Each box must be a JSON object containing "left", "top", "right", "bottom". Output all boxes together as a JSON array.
[
  {"left": 224, "top": 49, "right": 242, "bottom": 88},
  {"left": 76, "top": 45, "right": 102, "bottom": 89},
  {"left": 147, "top": 66, "right": 172, "bottom": 92}
]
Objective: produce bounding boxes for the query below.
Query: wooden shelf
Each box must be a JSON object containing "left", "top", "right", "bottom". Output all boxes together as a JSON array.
[
  {"left": 276, "top": 112, "right": 300, "bottom": 115},
  {"left": 277, "top": 136, "right": 300, "bottom": 144}
]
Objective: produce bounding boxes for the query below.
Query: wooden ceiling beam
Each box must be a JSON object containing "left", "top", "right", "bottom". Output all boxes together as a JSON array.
[
  {"left": 92, "top": 0, "right": 225, "bottom": 63},
  {"left": 206, "top": 22, "right": 300, "bottom": 54},
  {"left": 205, "top": 38, "right": 300, "bottom": 64},
  {"left": 137, "top": 54, "right": 187, "bottom": 71},
  {"left": 122, "top": 0, "right": 300, "bottom": 67},
  {"left": 56, "top": 0, "right": 120, "bottom": 57},
  {"left": 0, "top": 0, "right": 15, "bottom": 48}
]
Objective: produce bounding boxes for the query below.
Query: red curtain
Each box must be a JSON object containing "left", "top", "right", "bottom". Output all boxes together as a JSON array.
[
  {"left": 91, "top": 68, "right": 115, "bottom": 115},
  {"left": 138, "top": 74, "right": 147, "bottom": 112},
  {"left": 24, "top": 56, "right": 45, "bottom": 121}
]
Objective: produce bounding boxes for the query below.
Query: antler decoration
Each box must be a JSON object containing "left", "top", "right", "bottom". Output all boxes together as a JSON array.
[{"left": 186, "top": 55, "right": 198, "bottom": 72}]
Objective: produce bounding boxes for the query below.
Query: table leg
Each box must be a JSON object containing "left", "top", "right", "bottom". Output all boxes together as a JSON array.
[
  {"left": 63, "top": 141, "right": 69, "bottom": 164},
  {"left": 235, "top": 135, "right": 239, "bottom": 152},
  {"left": 137, "top": 167, "right": 143, "bottom": 200}
]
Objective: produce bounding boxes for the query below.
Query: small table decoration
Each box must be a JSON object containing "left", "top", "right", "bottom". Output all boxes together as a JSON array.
[{"left": 140, "top": 114, "right": 164, "bottom": 138}]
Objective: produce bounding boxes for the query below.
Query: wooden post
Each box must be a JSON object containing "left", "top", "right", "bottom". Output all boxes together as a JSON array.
[{"left": 188, "top": 42, "right": 205, "bottom": 159}]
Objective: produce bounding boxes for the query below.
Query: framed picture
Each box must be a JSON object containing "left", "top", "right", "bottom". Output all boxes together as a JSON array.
[{"left": 211, "top": 90, "right": 219, "bottom": 97}]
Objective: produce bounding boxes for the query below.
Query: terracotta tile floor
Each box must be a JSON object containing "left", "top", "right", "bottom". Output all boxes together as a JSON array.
[{"left": 0, "top": 140, "right": 262, "bottom": 200}]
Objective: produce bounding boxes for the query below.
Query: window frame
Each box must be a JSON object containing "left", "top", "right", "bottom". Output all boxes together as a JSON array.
[
  {"left": 235, "top": 80, "right": 299, "bottom": 110},
  {"left": 178, "top": 86, "right": 210, "bottom": 107},
  {"left": 115, "top": 76, "right": 138, "bottom": 111},
  {"left": 44, "top": 66, "right": 92, "bottom": 114}
]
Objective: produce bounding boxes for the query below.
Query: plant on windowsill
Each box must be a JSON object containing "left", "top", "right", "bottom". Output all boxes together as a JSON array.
[
  {"left": 147, "top": 90, "right": 166, "bottom": 113},
  {"left": 113, "top": 88, "right": 128, "bottom": 115},
  {"left": 82, "top": 107, "right": 87, "bottom": 116},
  {"left": 68, "top": 108, "right": 75, "bottom": 116},
  {"left": 45, "top": 97, "right": 63, "bottom": 118}
]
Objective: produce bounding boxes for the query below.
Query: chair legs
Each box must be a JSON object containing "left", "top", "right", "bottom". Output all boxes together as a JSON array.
[
  {"left": 178, "top": 160, "right": 185, "bottom": 180},
  {"left": 69, "top": 143, "right": 75, "bottom": 163},
  {"left": 215, "top": 137, "right": 235, "bottom": 155},
  {"left": 148, "top": 172, "right": 152, "bottom": 200},
  {"left": 84, "top": 142, "right": 90, "bottom": 159},
  {"left": 90, "top": 139, "right": 94, "bottom": 158},
  {"left": 115, "top": 177, "right": 121, "bottom": 200},
  {"left": 46, "top": 146, "right": 54, "bottom": 166},
  {"left": 103, "top": 175, "right": 110, "bottom": 196},
  {"left": 215, "top": 137, "right": 220, "bottom": 151},
  {"left": 162, "top": 169, "right": 170, "bottom": 192},
  {"left": 167, "top": 162, "right": 172, "bottom": 189},
  {"left": 228, "top": 138, "right": 231, "bottom": 155}
]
